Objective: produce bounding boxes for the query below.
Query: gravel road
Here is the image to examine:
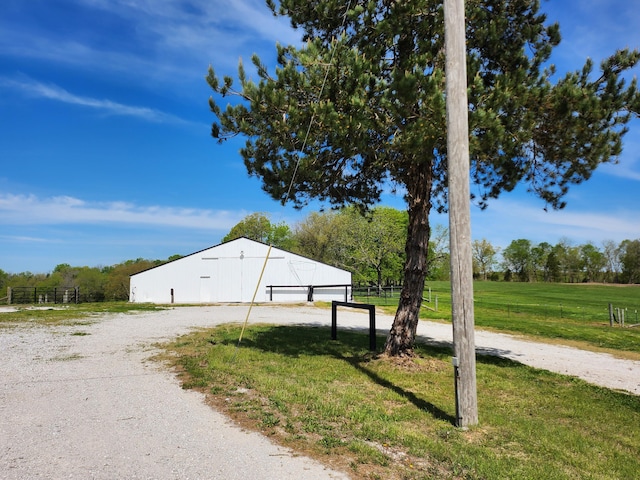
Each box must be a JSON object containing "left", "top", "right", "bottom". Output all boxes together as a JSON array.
[{"left": 1, "top": 304, "right": 638, "bottom": 479}]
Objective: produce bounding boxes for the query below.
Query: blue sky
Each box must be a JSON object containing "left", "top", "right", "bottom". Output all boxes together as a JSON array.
[{"left": 1, "top": 0, "right": 639, "bottom": 274}]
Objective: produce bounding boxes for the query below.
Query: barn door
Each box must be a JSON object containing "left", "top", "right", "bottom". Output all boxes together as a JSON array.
[
  {"left": 218, "top": 258, "right": 242, "bottom": 302},
  {"left": 217, "top": 257, "right": 268, "bottom": 302},
  {"left": 240, "top": 258, "right": 266, "bottom": 302},
  {"left": 199, "top": 276, "right": 212, "bottom": 302}
]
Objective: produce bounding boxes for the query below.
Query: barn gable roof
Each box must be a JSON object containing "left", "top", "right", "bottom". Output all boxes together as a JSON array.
[{"left": 129, "top": 236, "right": 346, "bottom": 277}]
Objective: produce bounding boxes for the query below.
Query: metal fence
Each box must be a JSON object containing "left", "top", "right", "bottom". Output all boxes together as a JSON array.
[
  {"left": 6, "top": 287, "right": 105, "bottom": 305},
  {"left": 352, "top": 285, "right": 402, "bottom": 305},
  {"left": 266, "top": 284, "right": 351, "bottom": 302}
]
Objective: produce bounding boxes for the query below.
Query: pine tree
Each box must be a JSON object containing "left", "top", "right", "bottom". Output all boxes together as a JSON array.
[{"left": 207, "top": 0, "right": 640, "bottom": 356}]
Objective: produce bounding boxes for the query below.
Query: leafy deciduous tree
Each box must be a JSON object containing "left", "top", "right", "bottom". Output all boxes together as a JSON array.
[
  {"left": 472, "top": 238, "right": 498, "bottom": 280},
  {"left": 293, "top": 207, "right": 407, "bottom": 286},
  {"left": 105, "top": 259, "right": 158, "bottom": 301},
  {"left": 602, "top": 240, "right": 622, "bottom": 283},
  {"left": 531, "top": 242, "right": 552, "bottom": 281},
  {"left": 223, "top": 212, "right": 296, "bottom": 250},
  {"left": 337, "top": 206, "right": 407, "bottom": 289},
  {"left": 293, "top": 211, "right": 341, "bottom": 264},
  {"left": 426, "top": 224, "right": 450, "bottom": 281},
  {"left": 555, "top": 239, "right": 582, "bottom": 283},
  {"left": 580, "top": 243, "right": 606, "bottom": 283},
  {"left": 502, "top": 239, "right": 533, "bottom": 282},
  {"left": 546, "top": 246, "right": 562, "bottom": 282},
  {"left": 620, "top": 239, "right": 640, "bottom": 284},
  {"left": 0, "top": 268, "right": 8, "bottom": 294}
]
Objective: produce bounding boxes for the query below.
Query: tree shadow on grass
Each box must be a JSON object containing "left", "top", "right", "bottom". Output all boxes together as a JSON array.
[
  {"left": 413, "top": 332, "right": 526, "bottom": 363},
  {"left": 226, "top": 324, "right": 457, "bottom": 425},
  {"left": 339, "top": 350, "right": 457, "bottom": 424}
]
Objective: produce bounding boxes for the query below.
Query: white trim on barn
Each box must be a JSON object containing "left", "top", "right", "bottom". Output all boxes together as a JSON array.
[{"left": 129, "top": 237, "right": 352, "bottom": 304}]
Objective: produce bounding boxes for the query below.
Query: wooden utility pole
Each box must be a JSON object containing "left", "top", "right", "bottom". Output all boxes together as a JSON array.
[{"left": 444, "top": 0, "right": 478, "bottom": 427}]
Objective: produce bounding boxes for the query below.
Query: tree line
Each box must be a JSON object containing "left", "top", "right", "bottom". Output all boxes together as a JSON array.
[
  {"left": 2, "top": 208, "right": 638, "bottom": 303},
  {"left": 0, "top": 257, "right": 181, "bottom": 302},
  {"left": 224, "top": 210, "right": 640, "bottom": 286},
  {"left": 499, "top": 238, "right": 640, "bottom": 284}
]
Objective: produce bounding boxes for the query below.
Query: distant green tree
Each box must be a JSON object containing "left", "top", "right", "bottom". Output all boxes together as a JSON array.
[
  {"left": 619, "top": 239, "right": 640, "bottom": 284},
  {"left": 580, "top": 243, "right": 606, "bottom": 282},
  {"left": 546, "top": 247, "right": 562, "bottom": 282},
  {"left": 75, "top": 267, "right": 107, "bottom": 301},
  {"left": 269, "top": 222, "right": 297, "bottom": 251},
  {"left": 104, "top": 259, "right": 157, "bottom": 301},
  {"left": 472, "top": 239, "right": 498, "bottom": 281},
  {"left": 6, "top": 271, "right": 47, "bottom": 288},
  {"left": 555, "top": 240, "right": 582, "bottom": 283},
  {"left": 502, "top": 239, "right": 533, "bottom": 282},
  {"left": 503, "top": 269, "right": 513, "bottom": 282},
  {"left": 223, "top": 212, "right": 295, "bottom": 250},
  {"left": 223, "top": 212, "right": 272, "bottom": 243},
  {"left": 336, "top": 206, "right": 407, "bottom": 289},
  {"left": 45, "top": 263, "right": 76, "bottom": 288},
  {"left": 602, "top": 240, "right": 622, "bottom": 283},
  {"left": 0, "top": 268, "right": 8, "bottom": 294},
  {"left": 293, "top": 211, "right": 342, "bottom": 264},
  {"left": 36, "top": 264, "right": 107, "bottom": 301},
  {"left": 293, "top": 207, "right": 407, "bottom": 287},
  {"left": 531, "top": 242, "right": 553, "bottom": 281},
  {"left": 53, "top": 263, "right": 72, "bottom": 273},
  {"left": 426, "top": 225, "right": 450, "bottom": 281}
]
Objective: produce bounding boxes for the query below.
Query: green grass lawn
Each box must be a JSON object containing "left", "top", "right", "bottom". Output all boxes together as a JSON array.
[
  {"left": 160, "top": 324, "right": 640, "bottom": 480},
  {"left": 357, "top": 281, "right": 640, "bottom": 356}
]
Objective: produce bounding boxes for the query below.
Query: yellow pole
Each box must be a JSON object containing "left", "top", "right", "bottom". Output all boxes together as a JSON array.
[{"left": 238, "top": 244, "right": 272, "bottom": 344}]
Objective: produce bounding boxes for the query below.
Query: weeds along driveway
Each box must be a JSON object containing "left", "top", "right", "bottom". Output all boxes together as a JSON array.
[{"left": 1, "top": 304, "right": 638, "bottom": 479}]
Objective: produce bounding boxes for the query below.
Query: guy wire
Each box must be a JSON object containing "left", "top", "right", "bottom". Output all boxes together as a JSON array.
[
  {"left": 233, "top": 2, "right": 353, "bottom": 361},
  {"left": 283, "top": 0, "right": 353, "bottom": 205}
]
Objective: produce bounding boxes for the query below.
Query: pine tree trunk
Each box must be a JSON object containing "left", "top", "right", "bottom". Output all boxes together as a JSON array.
[{"left": 383, "top": 165, "right": 432, "bottom": 357}]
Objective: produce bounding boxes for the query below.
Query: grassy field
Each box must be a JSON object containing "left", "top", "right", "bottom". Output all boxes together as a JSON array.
[
  {"left": 160, "top": 324, "right": 640, "bottom": 480},
  {"left": 357, "top": 281, "right": 640, "bottom": 356}
]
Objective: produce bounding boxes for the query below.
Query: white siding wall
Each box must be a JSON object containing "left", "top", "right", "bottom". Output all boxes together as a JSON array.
[{"left": 129, "top": 238, "right": 351, "bottom": 304}]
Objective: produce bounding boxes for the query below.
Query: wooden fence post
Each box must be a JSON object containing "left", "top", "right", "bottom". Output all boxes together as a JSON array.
[{"left": 609, "top": 303, "right": 614, "bottom": 327}]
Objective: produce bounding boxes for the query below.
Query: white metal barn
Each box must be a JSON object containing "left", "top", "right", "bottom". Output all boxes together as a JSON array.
[{"left": 129, "top": 237, "right": 352, "bottom": 304}]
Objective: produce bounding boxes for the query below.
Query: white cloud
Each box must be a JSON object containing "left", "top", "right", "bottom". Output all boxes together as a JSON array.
[
  {"left": 0, "top": 234, "right": 50, "bottom": 243},
  {"left": 11, "top": 0, "right": 302, "bottom": 78},
  {"left": 545, "top": 0, "right": 640, "bottom": 69},
  {"left": 473, "top": 199, "right": 640, "bottom": 247},
  {"left": 78, "top": 0, "right": 299, "bottom": 44},
  {"left": 0, "top": 76, "right": 196, "bottom": 125},
  {"left": 0, "top": 1, "right": 298, "bottom": 98},
  {"left": 0, "top": 193, "right": 245, "bottom": 231}
]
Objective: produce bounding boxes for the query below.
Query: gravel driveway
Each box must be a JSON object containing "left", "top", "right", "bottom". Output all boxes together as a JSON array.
[{"left": 1, "top": 305, "right": 638, "bottom": 479}]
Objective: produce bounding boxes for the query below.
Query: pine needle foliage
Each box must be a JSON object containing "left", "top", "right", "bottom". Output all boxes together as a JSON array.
[{"left": 207, "top": 0, "right": 640, "bottom": 355}]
